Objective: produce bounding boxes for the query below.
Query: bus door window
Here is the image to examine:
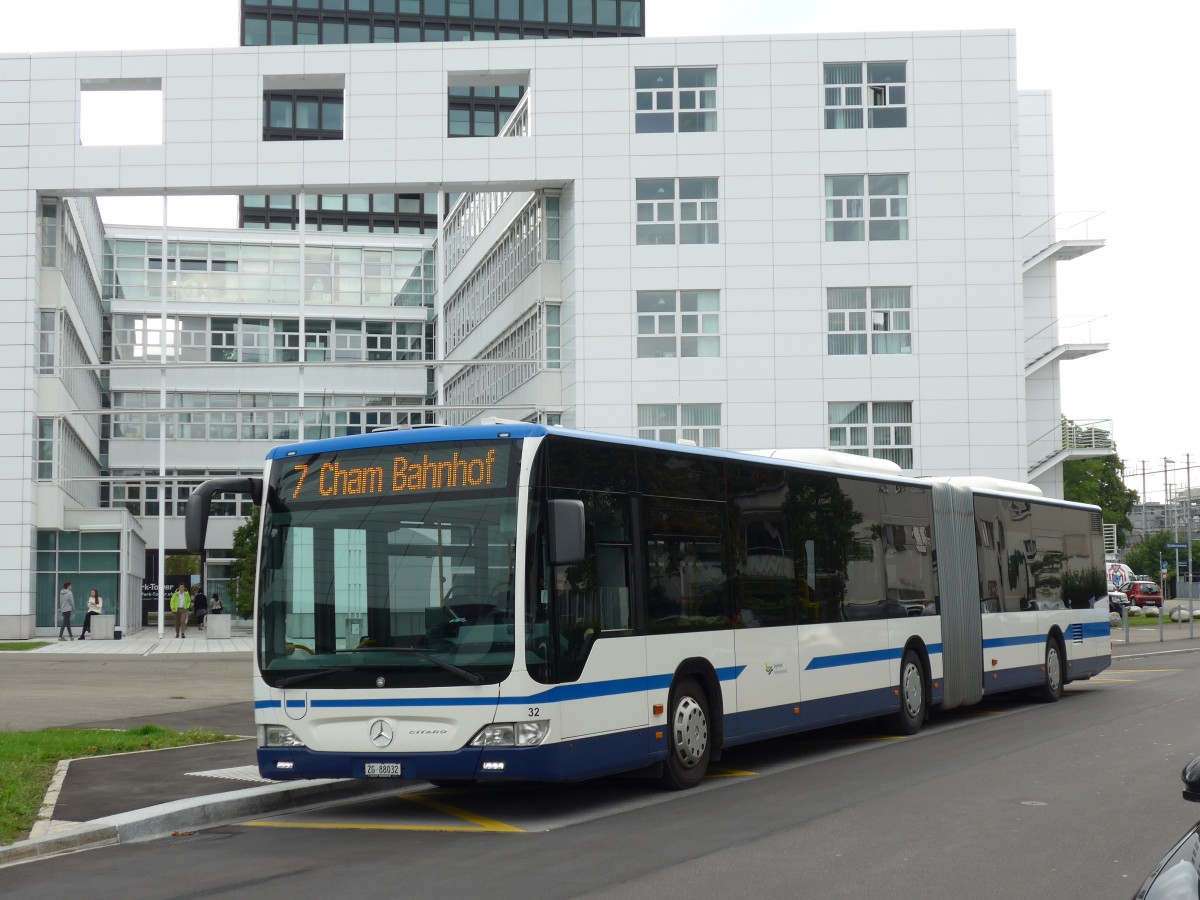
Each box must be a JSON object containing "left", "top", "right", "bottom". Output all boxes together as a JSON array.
[
  {"left": 643, "top": 500, "right": 730, "bottom": 632},
  {"left": 786, "top": 471, "right": 853, "bottom": 625},
  {"left": 833, "top": 477, "right": 886, "bottom": 621},
  {"left": 1000, "top": 498, "right": 1034, "bottom": 611},
  {"left": 881, "top": 484, "right": 936, "bottom": 617},
  {"left": 531, "top": 489, "right": 633, "bottom": 682},
  {"left": 728, "top": 463, "right": 798, "bottom": 627}
]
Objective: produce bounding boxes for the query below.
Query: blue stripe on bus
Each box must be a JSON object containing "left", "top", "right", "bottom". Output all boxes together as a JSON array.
[
  {"left": 982, "top": 634, "right": 1046, "bottom": 649},
  {"left": 805, "top": 643, "right": 943, "bottom": 671},
  {"left": 255, "top": 665, "right": 747, "bottom": 710}
]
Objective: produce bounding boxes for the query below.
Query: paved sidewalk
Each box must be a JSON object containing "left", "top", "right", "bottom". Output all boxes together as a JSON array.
[{"left": 19, "top": 623, "right": 253, "bottom": 655}]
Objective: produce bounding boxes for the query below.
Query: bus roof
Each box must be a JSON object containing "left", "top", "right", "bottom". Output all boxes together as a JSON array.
[{"left": 264, "top": 424, "right": 1096, "bottom": 510}]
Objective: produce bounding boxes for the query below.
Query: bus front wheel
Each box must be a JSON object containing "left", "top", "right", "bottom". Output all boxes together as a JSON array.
[
  {"left": 891, "top": 649, "right": 926, "bottom": 736},
  {"left": 662, "top": 677, "right": 711, "bottom": 790},
  {"left": 1037, "top": 638, "right": 1064, "bottom": 703}
]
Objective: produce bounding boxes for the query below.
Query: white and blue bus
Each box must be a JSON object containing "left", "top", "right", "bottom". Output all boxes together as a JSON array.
[{"left": 185, "top": 424, "right": 1111, "bottom": 789}]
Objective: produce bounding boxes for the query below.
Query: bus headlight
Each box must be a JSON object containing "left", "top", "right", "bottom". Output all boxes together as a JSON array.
[
  {"left": 261, "top": 725, "right": 306, "bottom": 748},
  {"left": 469, "top": 721, "right": 550, "bottom": 747}
]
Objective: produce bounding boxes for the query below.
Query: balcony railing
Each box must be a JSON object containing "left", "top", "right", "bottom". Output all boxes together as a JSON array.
[
  {"left": 1029, "top": 417, "right": 1115, "bottom": 475},
  {"left": 1025, "top": 315, "right": 1108, "bottom": 367}
]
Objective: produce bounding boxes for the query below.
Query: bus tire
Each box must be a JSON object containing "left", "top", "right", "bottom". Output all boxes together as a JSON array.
[
  {"left": 891, "top": 648, "right": 926, "bottom": 736},
  {"left": 1037, "top": 637, "right": 1064, "bottom": 703},
  {"left": 661, "top": 677, "right": 711, "bottom": 790}
]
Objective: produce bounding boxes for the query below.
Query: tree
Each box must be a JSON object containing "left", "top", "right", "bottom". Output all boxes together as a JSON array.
[
  {"left": 165, "top": 554, "right": 200, "bottom": 580},
  {"left": 1063, "top": 450, "right": 1138, "bottom": 546},
  {"left": 228, "top": 506, "right": 260, "bottom": 619}
]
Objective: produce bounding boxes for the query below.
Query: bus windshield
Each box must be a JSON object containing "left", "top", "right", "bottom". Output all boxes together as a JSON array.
[{"left": 258, "top": 439, "right": 522, "bottom": 688}]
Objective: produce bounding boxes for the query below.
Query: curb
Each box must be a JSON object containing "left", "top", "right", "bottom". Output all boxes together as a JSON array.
[{"left": 0, "top": 777, "right": 398, "bottom": 868}]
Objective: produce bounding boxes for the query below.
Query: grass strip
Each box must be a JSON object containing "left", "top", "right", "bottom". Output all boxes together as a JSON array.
[
  {"left": 0, "top": 642, "right": 49, "bottom": 652},
  {"left": 0, "top": 724, "right": 232, "bottom": 846}
]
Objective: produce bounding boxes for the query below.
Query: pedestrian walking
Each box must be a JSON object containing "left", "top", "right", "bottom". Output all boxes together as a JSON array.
[
  {"left": 79, "top": 588, "right": 102, "bottom": 640},
  {"left": 57, "top": 581, "right": 75, "bottom": 641},
  {"left": 170, "top": 583, "right": 191, "bottom": 638},
  {"left": 193, "top": 586, "right": 208, "bottom": 632}
]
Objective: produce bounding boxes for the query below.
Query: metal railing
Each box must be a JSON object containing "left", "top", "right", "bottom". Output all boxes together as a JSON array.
[
  {"left": 1029, "top": 417, "right": 1115, "bottom": 469},
  {"left": 1025, "top": 315, "right": 1108, "bottom": 364}
]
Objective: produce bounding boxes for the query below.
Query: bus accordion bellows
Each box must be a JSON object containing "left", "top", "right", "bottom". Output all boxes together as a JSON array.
[{"left": 185, "top": 423, "right": 1111, "bottom": 789}]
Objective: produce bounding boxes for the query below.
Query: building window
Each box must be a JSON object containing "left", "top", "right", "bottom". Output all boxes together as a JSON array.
[
  {"left": 545, "top": 194, "right": 561, "bottom": 260},
  {"left": 824, "top": 61, "right": 907, "bottom": 129},
  {"left": 39, "top": 311, "right": 57, "bottom": 374},
  {"left": 636, "top": 290, "right": 720, "bottom": 358},
  {"left": 635, "top": 66, "right": 717, "bottom": 133},
  {"left": 36, "top": 418, "right": 54, "bottom": 480},
  {"left": 40, "top": 202, "right": 58, "bottom": 267},
  {"left": 638, "top": 403, "right": 721, "bottom": 447},
  {"left": 636, "top": 177, "right": 718, "bottom": 245},
  {"left": 544, "top": 302, "right": 561, "bottom": 368},
  {"left": 828, "top": 401, "right": 913, "bottom": 468},
  {"left": 263, "top": 90, "right": 344, "bottom": 141},
  {"left": 825, "top": 175, "right": 908, "bottom": 242},
  {"left": 827, "top": 287, "right": 912, "bottom": 355}
]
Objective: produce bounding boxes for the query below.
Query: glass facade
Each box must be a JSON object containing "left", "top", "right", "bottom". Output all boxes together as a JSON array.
[
  {"left": 36, "top": 531, "right": 122, "bottom": 628},
  {"left": 103, "top": 239, "right": 435, "bottom": 309}
]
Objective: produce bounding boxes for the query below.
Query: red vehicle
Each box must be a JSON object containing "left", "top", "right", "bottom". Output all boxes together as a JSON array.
[{"left": 1124, "top": 581, "right": 1163, "bottom": 607}]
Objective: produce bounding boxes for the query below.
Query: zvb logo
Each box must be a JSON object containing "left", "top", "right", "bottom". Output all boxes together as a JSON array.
[{"left": 369, "top": 719, "right": 394, "bottom": 748}]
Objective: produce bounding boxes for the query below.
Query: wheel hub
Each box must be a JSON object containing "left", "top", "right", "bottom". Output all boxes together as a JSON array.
[
  {"left": 672, "top": 697, "right": 708, "bottom": 768},
  {"left": 901, "top": 663, "right": 923, "bottom": 717}
]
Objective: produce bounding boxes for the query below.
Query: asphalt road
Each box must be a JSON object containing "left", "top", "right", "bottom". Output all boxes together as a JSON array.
[{"left": 7, "top": 650, "right": 1200, "bottom": 900}]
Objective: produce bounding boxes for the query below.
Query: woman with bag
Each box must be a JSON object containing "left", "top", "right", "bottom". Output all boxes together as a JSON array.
[{"left": 79, "top": 588, "right": 102, "bottom": 640}]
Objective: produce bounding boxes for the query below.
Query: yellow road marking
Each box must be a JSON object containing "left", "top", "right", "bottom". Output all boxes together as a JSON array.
[
  {"left": 706, "top": 766, "right": 757, "bottom": 778},
  {"left": 1109, "top": 668, "right": 1178, "bottom": 673},
  {"left": 1090, "top": 677, "right": 1137, "bottom": 683},
  {"left": 243, "top": 792, "right": 524, "bottom": 834}
]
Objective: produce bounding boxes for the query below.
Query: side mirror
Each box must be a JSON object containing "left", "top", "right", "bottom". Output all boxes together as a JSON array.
[
  {"left": 185, "top": 477, "right": 262, "bottom": 553},
  {"left": 1182, "top": 756, "right": 1200, "bottom": 803},
  {"left": 547, "top": 499, "right": 586, "bottom": 565}
]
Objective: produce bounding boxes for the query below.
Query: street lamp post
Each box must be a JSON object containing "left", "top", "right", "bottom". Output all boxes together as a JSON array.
[
  {"left": 1187, "top": 454, "right": 1195, "bottom": 604},
  {"left": 1165, "top": 457, "right": 1176, "bottom": 601}
]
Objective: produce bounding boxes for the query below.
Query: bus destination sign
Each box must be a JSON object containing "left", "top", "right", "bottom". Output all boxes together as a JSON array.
[{"left": 279, "top": 443, "right": 510, "bottom": 503}]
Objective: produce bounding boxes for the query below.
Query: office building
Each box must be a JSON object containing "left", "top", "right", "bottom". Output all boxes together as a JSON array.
[{"left": 0, "top": 28, "right": 1107, "bottom": 638}]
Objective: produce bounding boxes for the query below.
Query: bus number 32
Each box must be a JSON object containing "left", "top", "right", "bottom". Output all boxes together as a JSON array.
[{"left": 528, "top": 708, "right": 540, "bottom": 717}]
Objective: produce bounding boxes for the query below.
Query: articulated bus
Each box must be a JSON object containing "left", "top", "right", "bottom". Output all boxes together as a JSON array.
[{"left": 185, "top": 424, "right": 1111, "bottom": 789}]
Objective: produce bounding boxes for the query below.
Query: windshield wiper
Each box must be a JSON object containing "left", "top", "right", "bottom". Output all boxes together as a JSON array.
[
  {"left": 346, "top": 646, "right": 485, "bottom": 686},
  {"left": 275, "top": 665, "right": 384, "bottom": 689}
]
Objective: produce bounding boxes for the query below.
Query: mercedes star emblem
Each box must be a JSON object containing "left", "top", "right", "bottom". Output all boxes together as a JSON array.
[{"left": 369, "top": 719, "right": 394, "bottom": 748}]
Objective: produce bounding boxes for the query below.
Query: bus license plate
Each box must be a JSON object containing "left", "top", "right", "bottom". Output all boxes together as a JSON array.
[{"left": 365, "top": 763, "right": 402, "bottom": 777}]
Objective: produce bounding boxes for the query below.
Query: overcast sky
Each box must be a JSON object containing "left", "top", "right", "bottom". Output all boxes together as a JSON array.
[{"left": 3, "top": 0, "right": 1193, "bottom": 501}]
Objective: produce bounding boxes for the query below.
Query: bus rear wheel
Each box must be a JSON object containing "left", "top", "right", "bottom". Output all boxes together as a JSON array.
[
  {"left": 891, "top": 649, "right": 926, "bottom": 736},
  {"left": 1037, "top": 638, "right": 1064, "bottom": 703},
  {"left": 661, "top": 677, "right": 711, "bottom": 790}
]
